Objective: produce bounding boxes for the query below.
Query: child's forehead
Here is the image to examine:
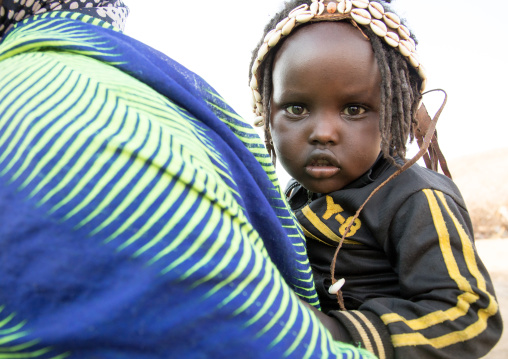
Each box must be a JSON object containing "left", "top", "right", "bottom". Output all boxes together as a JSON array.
[
  {"left": 280, "top": 21, "right": 368, "bottom": 48},
  {"left": 273, "top": 22, "right": 381, "bottom": 91},
  {"left": 275, "top": 21, "right": 375, "bottom": 63}
]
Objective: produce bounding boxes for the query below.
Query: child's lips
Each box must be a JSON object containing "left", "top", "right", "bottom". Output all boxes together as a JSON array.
[{"left": 305, "top": 156, "right": 340, "bottom": 179}]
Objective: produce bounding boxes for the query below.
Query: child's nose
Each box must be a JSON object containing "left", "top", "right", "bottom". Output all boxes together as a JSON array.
[{"left": 308, "top": 115, "right": 340, "bottom": 145}]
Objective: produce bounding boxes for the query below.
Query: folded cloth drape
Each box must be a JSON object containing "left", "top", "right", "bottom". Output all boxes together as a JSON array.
[{"left": 0, "top": 10, "right": 375, "bottom": 359}]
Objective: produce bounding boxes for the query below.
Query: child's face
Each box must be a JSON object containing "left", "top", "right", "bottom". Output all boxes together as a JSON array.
[{"left": 270, "top": 22, "right": 382, "bottom": 194}]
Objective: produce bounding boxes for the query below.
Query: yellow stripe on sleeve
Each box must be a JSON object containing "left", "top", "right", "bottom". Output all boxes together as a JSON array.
[
  {"left": 354, "top": 311, "right": 386, "bottom": 359},
  {"left": 391, "top": 304, "right": 494, "bottom": 348},
  {"left": 382, "top": 189, "right": 499, "bottom": 348},
  {"left": 341, "top": 311, "right": 375, "bottom": 355}
]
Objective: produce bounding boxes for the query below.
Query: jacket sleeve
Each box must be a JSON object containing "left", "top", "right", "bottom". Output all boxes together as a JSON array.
[{"left": 329, "top": 188, "right": 503, "bottom": 359}]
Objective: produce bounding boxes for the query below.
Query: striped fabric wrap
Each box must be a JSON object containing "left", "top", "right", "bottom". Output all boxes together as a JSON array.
[{"left": 0, "top": 11, "right": 376, "bottom": 359}]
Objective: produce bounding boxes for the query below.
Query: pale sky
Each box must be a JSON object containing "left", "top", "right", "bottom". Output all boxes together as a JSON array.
[{"left": 122, "top": 0, "right": 508, "bottom": 173}]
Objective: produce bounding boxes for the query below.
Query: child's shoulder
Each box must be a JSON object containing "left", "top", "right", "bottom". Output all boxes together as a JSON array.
[
  {"left": 403, "top": 162, "right": 457, "bottom": 188},
  {"left": 389, "top": 161, "right": 465, "bottom": 205}
]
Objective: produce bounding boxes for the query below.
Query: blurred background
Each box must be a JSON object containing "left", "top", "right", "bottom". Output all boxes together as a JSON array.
[{"left": 122, "top": 2, "right": 507, "bottom": 356}]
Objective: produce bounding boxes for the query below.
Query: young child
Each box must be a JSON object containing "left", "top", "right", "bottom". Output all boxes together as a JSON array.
[{"left": 249, "top": 1, "right": 503, "bottom": 358}]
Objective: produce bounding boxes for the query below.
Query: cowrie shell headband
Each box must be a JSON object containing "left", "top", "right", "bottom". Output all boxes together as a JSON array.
[{"left": 250, "top": 0, "right": 426, "bottom": 127}]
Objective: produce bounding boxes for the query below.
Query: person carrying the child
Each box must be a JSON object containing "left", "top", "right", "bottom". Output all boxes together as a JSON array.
[
  {"left": 0, "top": 1, "right": 378, "bottom": 358},
  {"left": 249, "top": 0, "right": 503, "bottom": 358}
]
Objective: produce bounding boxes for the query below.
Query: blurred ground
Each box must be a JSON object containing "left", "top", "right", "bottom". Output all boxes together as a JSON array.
[
  {"left": 447, "top": 148, "right": 507, "bottom": 358},
  {"left": 449, "top": 148, "right": 508, "bottom": 239},
  {"left": 477, "top": 239, "right": 508, "bottom": 358}
]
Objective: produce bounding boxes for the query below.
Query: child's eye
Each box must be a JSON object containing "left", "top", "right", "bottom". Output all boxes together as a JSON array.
[
  {"left": 285, "top": 105, "right": 308, "bottom": 116},
  {"left": 343, "top": 105, "right": 366, "bottom": 116}
]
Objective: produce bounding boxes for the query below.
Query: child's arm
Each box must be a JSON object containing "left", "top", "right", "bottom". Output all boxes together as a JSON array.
[
  {"left": 301, "top": 297, "right": 354, "bottom": 342},
  {"left": 328, "top": 189, "right": 502, "bottom": 359}
]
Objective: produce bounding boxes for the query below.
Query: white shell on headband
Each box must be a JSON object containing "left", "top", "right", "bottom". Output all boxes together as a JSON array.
[
  {"left": 268, "top": 30, "right": 283, "bottom": 47},
  {"left": 368, "top": 2, "right": 385, "bottom": 19},
  {"left": 296, "top": 11, "right": 315, "bottom": 23},
  {"left": 352, "top": 0, "right": 369, "bottom": 9},
  {"left": 282, "top": 17, "right": 297, "bottom": 35},
  {"left": 250, "top": 0, "right": 427, "bottom": 127},
  {"left": 383, "top": 12, "right": 401, "bottom": 29},
  {"left": 384, "top": 31, "right": 400, "bottom": 47},
  {"left": 337, "top": 0, "right": 353, "bottom": 14},
  {"left": 350, "top": 8, "right": 372, "bottom": 25},
  {"left": 310, "top": 1, "right": 326, "bottom": 15},
  {"left": 398, "top": 24, "right": 411, "bottom": 40},
  {"left": 370, "top": 19, "right": 388, "bottom": 37}
]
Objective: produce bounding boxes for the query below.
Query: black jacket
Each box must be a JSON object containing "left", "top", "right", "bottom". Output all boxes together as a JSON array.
[{"left": 287, "top": 156, "right": 502, "bottom": 359}]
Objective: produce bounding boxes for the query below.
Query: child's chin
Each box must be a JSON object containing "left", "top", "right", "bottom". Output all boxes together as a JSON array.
[{"left": 302, "top": 180, "right": 345, "bottom": 195}]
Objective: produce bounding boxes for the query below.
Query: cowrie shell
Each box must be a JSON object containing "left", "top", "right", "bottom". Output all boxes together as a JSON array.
[
  {"left": 268, "top": 29, "right": 282, "bottom": 47},
  {"left": 404, "top": 39, "right": 415, "bottom": 52},
  {"left": 398, "top": 39, "right": 412, "bottom": 57},
  {"left": 253, "top": 90, "right": 262, "bottom": 102},
  {"left": 281, "top": 17, "right": 296, "bottom": 35},
  {"left": 370, "top": 19, "right": 387, "bottom": 37},
  {"left": 407, "top": 37, "right": 416, "bottom": 50},
  {"left": 421, "top": 81, "right": 427, "bottom": 93},
  {"left": 383, "top": 12, "right": 401, "bottom": 29},
  {"left": 264, "top": 29, "right": 276, "bottom": 43},
  {"left": 310, "top": 1, "right": 325, "bottom": 15},
  {"left": 275, "top": 17, "right": 290, "bottom": 31},
  {"left": 418, "top": 65, "right": 426, "bottom": 80},
  {"left": 397, "top": 24, "right": 410, "bottom": 40},
  {"left": 351, "top": 8, "right": 371, "bottom": 26},
  {"left": 257, "top": 43, "right": 269, "bottom": 61},
  {"left": 250, "top": 75, "right": 258, "bottom": 90},
  {"left": 352, "top": 0, "right": 369, "bottom": 9},
  {"left": 250, "top": 91, "right": 257, "bottom": 108},
  {"left": 384, "top": 31, "right": 399, "bottom": 47},
  {"left": 310, "top": 2, "right": 319, "bottom": 15},
  {"left": 368, "top": 1, "right": 384, "bottom": 19},
  {"left": 420, "top": 78, "right": 427, "bottom": 93},
  {"left": 251, "top": 60, "right": 260, "bottom": 75},
  {"left": 409, "top": 53, "right": 420, "bottom": 68},
  {"left": 254, "top": 116, "right": 265, "bottom": 127},
  {"left": 337, "top": 0, "right": 352, "bottom": 14},
  {"left": 256, "top": 102, "right": 264, "bottom": 114},
  {"left": 327, "top": 2, "right": 337, "bottom": 14},
  {"left": 289, "top": 4, "right": 309, "bottom": 18},
  {"left": 328, "top": 278, "right": 346, "bottom": 294},
  {"left": 296, "top": 11, "right": 314, "bottom": 23}
]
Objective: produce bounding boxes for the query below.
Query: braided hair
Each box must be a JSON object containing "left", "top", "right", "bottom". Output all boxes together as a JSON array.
[{"left": 249, "top": 0, "right": 422, "bottom": 166}]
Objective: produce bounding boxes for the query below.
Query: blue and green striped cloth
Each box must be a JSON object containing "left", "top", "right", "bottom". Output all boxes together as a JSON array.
[{"left": 0, "top": 11, "right": 375, "bottom": 359}]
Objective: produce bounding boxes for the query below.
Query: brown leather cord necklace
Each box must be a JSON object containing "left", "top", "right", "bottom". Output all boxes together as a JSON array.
[{"left": 329, "top": 88, "right": 450, "bottom": 310}]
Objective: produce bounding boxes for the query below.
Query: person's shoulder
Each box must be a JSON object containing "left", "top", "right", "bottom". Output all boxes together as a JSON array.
[
  {"left": 404, "top": 162, "right": 457, "bottom": 187},
  {"left": 395, "top": 162, "right": 465, "bottom": 204}
]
